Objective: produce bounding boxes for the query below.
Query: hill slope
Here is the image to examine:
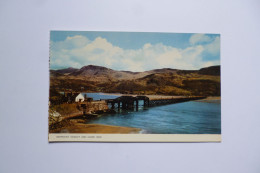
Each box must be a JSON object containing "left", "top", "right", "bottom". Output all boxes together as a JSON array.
[{"left": 50, "top": 65, "right": 221, "bottom": 96}]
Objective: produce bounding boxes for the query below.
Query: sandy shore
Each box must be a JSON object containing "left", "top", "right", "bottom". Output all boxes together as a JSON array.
[
  {"left": 196, "top": 96, "right": 221, "bottom": 102},
  {"left": 55, "top": 122, "right": 141, "bottom": 134}
]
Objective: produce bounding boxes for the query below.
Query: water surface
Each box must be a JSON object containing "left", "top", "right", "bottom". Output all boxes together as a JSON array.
[{"left": 83, "top": 93, "right": 221, "bottom": 134}]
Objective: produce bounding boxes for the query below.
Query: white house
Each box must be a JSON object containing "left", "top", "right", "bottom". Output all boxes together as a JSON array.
[{"left": 75, "top": 93, "right": 85, "bottom": 102}]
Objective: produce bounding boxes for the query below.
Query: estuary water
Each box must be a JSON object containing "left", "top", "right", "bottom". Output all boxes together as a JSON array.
[{"left": 82, "top": 93, "right": 221, "bottom": 134}]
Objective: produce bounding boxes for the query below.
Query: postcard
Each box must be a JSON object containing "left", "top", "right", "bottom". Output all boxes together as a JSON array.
[{"left": 49, "top": 31, "right": 221, "bottom": 142}]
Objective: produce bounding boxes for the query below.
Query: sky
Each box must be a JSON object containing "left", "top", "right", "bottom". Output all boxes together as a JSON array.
[{"left": 50, "top": 31, "right": 220, "bottom": 72}]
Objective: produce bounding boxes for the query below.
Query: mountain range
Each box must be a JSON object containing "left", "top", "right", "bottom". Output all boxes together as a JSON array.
[{"left": 50, "top": 65, "right": 220, "bottom": 96}]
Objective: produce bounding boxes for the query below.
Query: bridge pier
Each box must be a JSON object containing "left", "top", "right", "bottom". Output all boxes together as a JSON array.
[
  {"left": 144, "top": 99, "right": 149, "bottom": 107},
  {"left": 111, "top": 102, "right": 115, "bottom": 109},
  {"left": 122, "top": 101, "right": 126, "bottom": 109},
  {"left": 135, "top": 100, "right": 139, "bottom": 111},
  {"left": 117, "top": 101, "right": 120, "bottom": 111}
]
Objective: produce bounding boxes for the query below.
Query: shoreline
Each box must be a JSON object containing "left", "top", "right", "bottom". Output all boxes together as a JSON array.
[
  {"left": 52, "top": 121, "right": 142, "bottom": 134},
  {"left": 50, "top": 94, "right": 220, "bottom": 134},
  {"left": 195, "top": 96, "right": 221, "bottom": 102}
]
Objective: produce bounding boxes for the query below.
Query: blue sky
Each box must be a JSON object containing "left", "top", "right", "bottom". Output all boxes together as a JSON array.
[{"left": 50, "top": 31, "right": 220, "bottom": 71}]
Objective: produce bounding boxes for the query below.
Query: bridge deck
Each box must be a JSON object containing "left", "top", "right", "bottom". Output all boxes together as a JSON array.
[
  {"left": 147, "top": 95, "right": 191, "bottom": 100},
  {"left": 105, "top": 95, "right": 197, "bottom": 101},
  {"left": 105, "top": 95, "right": 206, "bottom": 109}
]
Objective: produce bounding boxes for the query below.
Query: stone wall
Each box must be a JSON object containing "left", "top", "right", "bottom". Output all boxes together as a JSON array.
[{"left": 85, "top": 100, "right": 109, "bottom": 114}]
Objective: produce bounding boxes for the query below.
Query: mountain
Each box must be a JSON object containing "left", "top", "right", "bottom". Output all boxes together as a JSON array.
[
  {"left": 68, "top": 65, "right": 151, "bottom": 80},
  {"left": 148, "top": 68, "right": 179, "bottom": 74},
  {"left": 56, "top": 67, "right": 79, "bottom": 74},
  {"left": 53, "top": 65, "right": 184, "bottom": 80},
  {"left": 50, "top": 65, "right": 221, "bottom": 96},
  {"left": 70, "top": 65, "right": 113, "bottom": 76}
]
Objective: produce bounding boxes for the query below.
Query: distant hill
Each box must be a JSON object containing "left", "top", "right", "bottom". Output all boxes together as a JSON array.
[
  {"left": 56, "top": 67, "right": 79, "bottom": 74},
  {"left": 67, "top": 65, "right": 152, "bottom": 80},
  {"left": 53, "top": 65, "right": 186, "bottom": 80},
  {"left": 198, "top": 65, "right": 220, "bottom": 76},
  {"left": 50, "top": 65, "right": 221, "bottom": 96}
]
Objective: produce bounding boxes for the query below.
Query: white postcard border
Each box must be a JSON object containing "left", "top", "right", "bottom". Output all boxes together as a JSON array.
[{"left": 49, "top": 133, "right": 221, "bottom": 142}]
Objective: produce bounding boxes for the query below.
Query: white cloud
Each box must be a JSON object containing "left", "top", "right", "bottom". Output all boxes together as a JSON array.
[
  {"left": 204, "top": 36, "right": 220, "bottom": 56},
  {"left": 50, "top": 35, "right": 220, "bottom": 71},
  {"left": 51, "top": 35, "right": 90, "bottom": 51},
  {"left": 189, "top": 34, "right": 212, "bottom": 45}
]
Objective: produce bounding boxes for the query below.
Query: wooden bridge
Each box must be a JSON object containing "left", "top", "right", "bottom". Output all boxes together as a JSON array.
[
  {"left": 106, "top": 95, "right": 206, "bottom": 110},
  {"left": 106, "top": 96, "right": 150, "bottom": 111}
]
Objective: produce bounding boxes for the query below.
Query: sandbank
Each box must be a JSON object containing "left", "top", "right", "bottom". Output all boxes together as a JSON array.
[{"left": 55, "top": 123, "right": 141, "bottom": 134}]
